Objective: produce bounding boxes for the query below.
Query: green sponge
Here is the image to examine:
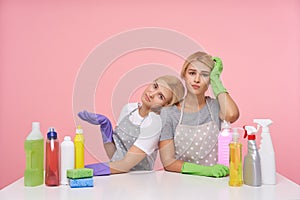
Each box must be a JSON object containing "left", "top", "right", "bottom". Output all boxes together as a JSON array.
[{"left": 67, "top": 168, "right": 93, "bottom": 179}]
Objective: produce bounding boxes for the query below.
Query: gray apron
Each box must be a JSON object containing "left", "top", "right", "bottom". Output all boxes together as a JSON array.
[
  {"left": 174, "top": 100, "right": 219, "bottom": 166},
  {"left": 110, "top": 107, "right": 156, "bottom": 171}
]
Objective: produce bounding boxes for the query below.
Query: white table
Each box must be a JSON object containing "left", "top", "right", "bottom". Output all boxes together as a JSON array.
[{"left": 1, "top": 170, "right": 300, "bottom": 200}]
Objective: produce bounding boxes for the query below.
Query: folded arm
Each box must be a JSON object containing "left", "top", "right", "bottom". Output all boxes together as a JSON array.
[
  {"left": 159, "top": 139, "right": 229, "bottom": 177},
  {"left": 85, "top": 145, "right": 147, "bottom": 176},
  {"left": 159, "top": 139, "right": 184, "bottom": 172},
  {"left": 109, "top": 145, "right": 147, "bottom": 174}
]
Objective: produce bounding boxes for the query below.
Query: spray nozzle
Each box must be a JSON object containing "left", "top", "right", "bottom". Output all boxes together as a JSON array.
[
  {"left": 47, "top": 127, "right": 57, "bottom": 140},
  {"left": 222, "top": 120, "right": 231, "bottom": 129},
  {"left": 243, "top": 125, "right": 258, "bottom": 140},
  {"left": 232, "top": 127, "right": 244, "bottom": 142},
  {"left": 253, "top": 119, "right": 273, "bottom": 133}
]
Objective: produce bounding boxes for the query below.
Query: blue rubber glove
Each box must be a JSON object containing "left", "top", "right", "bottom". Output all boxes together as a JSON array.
[
  {"left": 85, "top": 162, "right": 111, "bottom": 176},
  {"left": 78, "top": 110, "right": 113, "bottom": 143},
  {"left": 210, "top": 57, "right": 227, "bottom": 97}
]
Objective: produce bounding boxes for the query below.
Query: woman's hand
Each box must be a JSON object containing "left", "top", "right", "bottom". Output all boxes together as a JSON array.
[
  {"left": 210, "top": 57, "right": 227, "bottom": 97},
  {"left": 78, "top": 111, "right": 113, "bottom": 143},
  {"left": 181, "top": 162, "right": 229, "bottom": 178}
]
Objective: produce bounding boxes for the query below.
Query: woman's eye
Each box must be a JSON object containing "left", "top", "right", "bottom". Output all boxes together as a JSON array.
[
  {"left": 159, "top": 94, "right": 165, "bottom": 100},
  {"left": 202, "top": 74, "right": 209, "bottom": 77},
  {"left": 189, "top": 72, "right": 196, "bottom": 75}
]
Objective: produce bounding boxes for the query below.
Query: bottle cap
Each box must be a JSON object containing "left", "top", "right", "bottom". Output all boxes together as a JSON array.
[
  {"left": 232, "top": 127, "right": 243, "bottom": 142},
  {"left": 243, "top": 126, "right": 257, "bottom": 140},
  {"left": 64, "top": 136, "right": 71, "bottom": 141},
  {"left": 221, "top": 120, "right": 231, "bottom": 129},
  {"left": 32, "top": 122, "right": 40, "bottom": 130},
  {"left": 47, "top": 127, "right": 57, "bottom": 139},
  {"left": 76, "top": 125, "right": 83, "bottom": 134},
  {"left": 26, "top": 122, "right": 43, "bottom": 140}
]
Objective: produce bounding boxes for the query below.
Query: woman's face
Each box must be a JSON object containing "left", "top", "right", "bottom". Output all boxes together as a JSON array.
[
  {"left": 141, "top": 81, "right": 173, "bottom": 109},
  {"left": 183, "top": 62, "right": 211, "bottom": 95}
]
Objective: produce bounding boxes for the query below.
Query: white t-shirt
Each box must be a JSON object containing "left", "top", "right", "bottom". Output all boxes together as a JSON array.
[{"left": 117, "top": 103, "right": 161, "bottom": 155}]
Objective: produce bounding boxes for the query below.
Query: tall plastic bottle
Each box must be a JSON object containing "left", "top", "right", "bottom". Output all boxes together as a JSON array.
[
  {"left": 254, "top": 119, "right": 276, "bottom": 185},
  {"left": 60, "top": 136, "right": 74, "bottom": 185},
  {"left": 24, "top": 122, "right": 44, "bottom": 186},
  {"left": 218, "top": 121, "right": 232, "bottom": 167},
  {"left": 243, "top": 126, "right": 262, "bottom": 186},
  {"left": 229, "top": 128, "right": 243, "bottom": 187},
  {"left": 45, "top": 127, "right": 60, "bottom": 186},
  {"left": 74, "top": 125, "right": 84, "bottom": 168}
]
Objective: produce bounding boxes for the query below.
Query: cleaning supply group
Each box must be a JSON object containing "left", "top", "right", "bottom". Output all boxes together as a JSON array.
[
  {"left": 25, "top": 124, "right": 93, "bottom": 188},
  {"left": 24, "top": 51, "right": 276, "bottom": 188}
]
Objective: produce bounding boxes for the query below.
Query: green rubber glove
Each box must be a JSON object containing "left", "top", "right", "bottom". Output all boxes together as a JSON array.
[
  {"left": 210, "top": 57, "right": 227, "bottom": 97},
  {"left": 181, "top": 162, "right": 229, "bottom": 178}
]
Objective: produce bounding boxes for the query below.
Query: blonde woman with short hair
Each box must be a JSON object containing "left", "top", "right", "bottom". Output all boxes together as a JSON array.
[{"left": 78, "top": 75, "right": 185, "bottom": 175}]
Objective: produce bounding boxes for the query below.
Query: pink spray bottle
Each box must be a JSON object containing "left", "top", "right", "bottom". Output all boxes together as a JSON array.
[{"left": 218, "top": 121, "right": 233, "bottom": 167}]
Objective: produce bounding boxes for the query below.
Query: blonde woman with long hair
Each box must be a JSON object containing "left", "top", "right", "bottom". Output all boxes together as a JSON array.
[{"left": 159, "top": 52, "right": 239, "bottom": 177}]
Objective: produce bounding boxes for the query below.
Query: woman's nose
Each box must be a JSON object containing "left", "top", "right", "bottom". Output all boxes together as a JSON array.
[
  {"left": 194, "top": 73, "right": 200, "bottom": 83},
  {"left": 149, "top": 91, "right": 157, "bottom": 98}
]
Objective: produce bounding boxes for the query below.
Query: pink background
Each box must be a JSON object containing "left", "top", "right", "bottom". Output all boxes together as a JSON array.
[{"left": 1, "top": 0, "right": 299, "bottom": 189}]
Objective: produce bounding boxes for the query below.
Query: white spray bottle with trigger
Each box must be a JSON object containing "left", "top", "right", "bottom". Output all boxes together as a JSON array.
[{"left": 254, "top": 119, "right": 276, "bottom": 185}]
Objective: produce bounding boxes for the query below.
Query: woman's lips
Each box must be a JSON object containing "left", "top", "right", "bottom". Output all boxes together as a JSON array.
[
  {"left": 192, "top": 85, "right": 200, "bottom": 89},
  {"left": 144, "top": 94, "right": 151, "bottom": 102}
]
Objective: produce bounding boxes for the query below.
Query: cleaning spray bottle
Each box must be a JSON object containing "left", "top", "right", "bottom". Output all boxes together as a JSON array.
[
  {"left": 24, "top": 122, "right": 44, "bottom": 186},
  {"left": 218, "top": 121, "right": 232, "bottom": 167},
  {"left": 45, "top": 127, "right": 60, "bottom": 186},
  {"left": 74, "top": 125, "right": 84, "bottom": 168},
  {"left": 243, "top": 126, "right": 262, "bottom": 187},
  {"left": 60, "top": 136, "right": 74, "bottom": 185},
  {"left": 254, "top": 119, "right": 276, "bottom": 185},
  {"left": 229, "top": 128, "right": 243, "bottom": 187}
]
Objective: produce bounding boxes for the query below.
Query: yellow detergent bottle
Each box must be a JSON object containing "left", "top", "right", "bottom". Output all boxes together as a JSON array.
[
  {"left": 24, "top": 122, "right": 44, "bottom": 186},
  {"left": 74, "top": 125, "right": 84, "bottom": 168},
  {"left": 229, "top": 128, "right": 243, "bottom": 187}
]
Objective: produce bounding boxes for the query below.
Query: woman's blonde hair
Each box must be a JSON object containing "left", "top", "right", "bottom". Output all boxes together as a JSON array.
[
  {"left": 155, "top": 75, "right": 185, "bottom": 106},
  {"left": 180, "top": 51, "right": 215, "bottom": 78}
]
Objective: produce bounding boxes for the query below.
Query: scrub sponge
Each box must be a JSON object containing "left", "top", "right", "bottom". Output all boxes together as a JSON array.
[
  {"left": 67, "top": 168, "right": 93, "bottom": 179},
  {"left": 69, "top": 177, "right": 94, "bottom": 188}
]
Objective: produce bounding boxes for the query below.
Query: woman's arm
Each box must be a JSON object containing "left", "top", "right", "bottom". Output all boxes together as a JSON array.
[
  {"left": 159, "top": 139, "right": 184, "bottom": 172},
  {"left": 159, "top": 139, "right": 229, "bottom": 177},
  {"left": 217, "top": 92, "right": 239, "bottom": 123},
  {"left": 109, "top": 145, "right": 147, "bottom": 174},
  {"left": 104, "top": 142, "right": 116, "bottom": 159},
  {"left": 104, "top": 103, "right": 139, "bottom": 159},
  {"left": 210, "top": 57, "right": 239, "bottom": 123},
  {"left": 85, "top": 145, "right": 146, "bottom": 175}
]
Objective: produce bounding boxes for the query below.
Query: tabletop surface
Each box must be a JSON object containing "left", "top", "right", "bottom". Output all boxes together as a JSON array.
[{"left": 1, "top": 170, "right": 300, "bottom": 200}]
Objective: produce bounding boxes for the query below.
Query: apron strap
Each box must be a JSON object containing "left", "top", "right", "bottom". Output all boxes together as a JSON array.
[
  {"left": 113, "top": 104, "right": 140, "bottom": 152},
  {"left": 130, "top": 104, "right": 140, "bottom": 115},
  {"left": 205, "top": 97, "right": 215, "bottom": 123},
  {"left": 129, "top": 103, "right": 148, "bottom": 127},
  {"left": 178, "top": 100, "right": 185, "bottom": 125}
]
